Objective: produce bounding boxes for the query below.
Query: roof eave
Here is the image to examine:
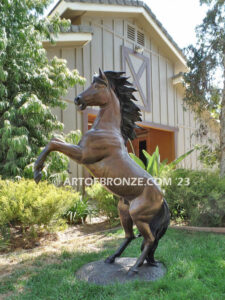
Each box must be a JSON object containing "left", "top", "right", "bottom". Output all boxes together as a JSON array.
[
  {"left": 43, "top": 32, "right": 93, "bottom": 48},
  {"left": 48, "top": 0, "right": 187, "bottom": 70}
]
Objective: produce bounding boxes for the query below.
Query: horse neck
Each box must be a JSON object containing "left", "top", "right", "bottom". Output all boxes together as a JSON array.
[{"left": 93, "top": 90, "right": 121, "bottom": 131}]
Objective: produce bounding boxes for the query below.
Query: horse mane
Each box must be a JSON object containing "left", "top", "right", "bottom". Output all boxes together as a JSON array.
[{"left": 95, "top": 71, "right": 142, "bottom": 143}]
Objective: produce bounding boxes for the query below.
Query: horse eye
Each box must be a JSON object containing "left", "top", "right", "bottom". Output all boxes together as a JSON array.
[{"left": 94, "top": 83, "right": 102, "bottom": 88}]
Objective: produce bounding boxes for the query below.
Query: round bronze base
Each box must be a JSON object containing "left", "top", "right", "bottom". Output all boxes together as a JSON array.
[{"left": 75, "top": 257, "right": 167, "bottom": 285}]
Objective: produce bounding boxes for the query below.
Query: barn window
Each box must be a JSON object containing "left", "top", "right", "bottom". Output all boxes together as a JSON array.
[
  {"left": 137, "top": 30, "right": 145, "bottom": 46},
  {"left": 127, "top": 24, "right": 135, "bottom": 42}
]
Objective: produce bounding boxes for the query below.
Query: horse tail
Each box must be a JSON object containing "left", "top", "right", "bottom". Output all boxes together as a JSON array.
[
  {"left": 149, "top": 199, "right": 170, "bottom": 241},
  {"left": 142, "top": 199, "right": 170, "bottom": 264}
]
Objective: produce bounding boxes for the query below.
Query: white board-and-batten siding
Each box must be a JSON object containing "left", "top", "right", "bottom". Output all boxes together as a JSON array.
[{"left": 46, "top": 16, "right": 218, "bottom": 180}]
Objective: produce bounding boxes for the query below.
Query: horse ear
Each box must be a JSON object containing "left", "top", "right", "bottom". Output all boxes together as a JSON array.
[
  {"left": 99, "top": 68, "right": 103, "bottom": 78},
  {"left": 99, "top": 68, "right": 108, "bottom": 83}
]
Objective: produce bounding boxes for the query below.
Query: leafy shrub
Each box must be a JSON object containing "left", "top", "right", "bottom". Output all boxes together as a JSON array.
[
  {"left": 86, "top": 183, "right": 119, "bottom": 221},
  {"left": 0, "top": 178, "right": 79, "bottom": 234},
  {"left": 65, "top": 195, "right": 94, "bottom": 225},
  {"left": 164, "top": 169, "right": 225, "bottom": 226},
  {"left": 195, "top": 141, "right": 220, "bottom": 168},
  {"left": 130, "top": 146, "right": 194, "bottom": 177},
  {"left": 0, "top": 225, "right": 11, "bottom": 251}
]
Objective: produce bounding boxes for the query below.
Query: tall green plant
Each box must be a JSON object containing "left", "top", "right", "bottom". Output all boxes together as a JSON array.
[
  {"left": 0, "top": 0, "right": 85, "bottom": 178},
  {"left": 129, "top": 146, "right": 194, "bottom": 177},
  {"left": 184, "top": 0, "right": 225, "bottom": 176},
  {"left": 65, "top": 195, "right": 94, "bottom": 225}
]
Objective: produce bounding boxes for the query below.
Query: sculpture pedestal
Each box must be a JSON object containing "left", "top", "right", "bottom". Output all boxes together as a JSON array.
[{"left": 75, "top": 257, "right": 166, "bottom": 285}]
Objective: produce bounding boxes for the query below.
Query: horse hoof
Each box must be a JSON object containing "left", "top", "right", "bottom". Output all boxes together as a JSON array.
[
  {"left": 127, "top": 267, "right": 138, "bottom": 276},
  {"left": 34, "top": 170, "right": 42, "bottom": 184},
  {"left": 148, "top": 262, "right": 158, "bottom": 267},
  {"left": 104, "top": 256, "right": 115, "bottom": 264},
  {"left": 146, "top": 260, "right": 159, "bottom": 267}
]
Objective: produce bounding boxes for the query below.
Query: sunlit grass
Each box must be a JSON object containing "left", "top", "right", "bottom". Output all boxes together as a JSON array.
[{"left": 0, "top": 229, "right": 224, "bottom": 299}]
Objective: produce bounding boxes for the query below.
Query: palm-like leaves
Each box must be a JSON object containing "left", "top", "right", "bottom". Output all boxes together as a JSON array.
[{"left": 129, "top": 146, "right": 194, "bottom": 177}]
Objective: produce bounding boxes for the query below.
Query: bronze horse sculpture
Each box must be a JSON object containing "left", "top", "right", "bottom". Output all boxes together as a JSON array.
[{"left": 34, "top": 69, "right": 170, "bottom": 275}]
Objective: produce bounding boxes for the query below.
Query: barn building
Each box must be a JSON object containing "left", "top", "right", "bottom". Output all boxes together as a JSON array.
[{"left": 45, "top": 0, "right": 219, "bottom": 181}]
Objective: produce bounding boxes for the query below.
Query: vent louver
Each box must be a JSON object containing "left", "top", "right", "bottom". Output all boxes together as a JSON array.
[
  {"left": 137, "top": 30, "right": 145, "bottom": 46},
  {"left": 127, "top": 24, "right": 135, "bottom": 41},
  {"left": 127, "top": 24, "right": 145, "bottom": 47}
]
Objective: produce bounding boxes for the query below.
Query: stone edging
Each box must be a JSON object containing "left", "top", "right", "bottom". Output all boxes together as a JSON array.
[{"left": 170, "top": 225, "right": 225, "bottom": 234}]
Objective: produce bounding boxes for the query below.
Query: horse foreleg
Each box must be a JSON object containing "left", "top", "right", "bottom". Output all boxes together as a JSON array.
[
  {"left": 34, "top": 145, "right": 50, "bottom": 183},
  {"left": 34, "top": 139, "right": 82, "bottom": 184},
  {"left": 105, "top": 198, "right": 135, "bottom": 264}
]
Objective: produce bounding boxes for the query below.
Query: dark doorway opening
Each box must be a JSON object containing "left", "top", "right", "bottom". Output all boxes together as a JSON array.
[{"left": 139, "top": 140, "right": 147, "bottom": 166}]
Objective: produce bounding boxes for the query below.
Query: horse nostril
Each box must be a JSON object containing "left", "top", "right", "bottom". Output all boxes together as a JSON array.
[{"left": 74, "top": 96, "right": 81, "bottom": 104}]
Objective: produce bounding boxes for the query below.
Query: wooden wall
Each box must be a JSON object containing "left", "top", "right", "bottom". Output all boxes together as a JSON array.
[{"left": 46, "top": 15, "right": 219, "bottom": 180}]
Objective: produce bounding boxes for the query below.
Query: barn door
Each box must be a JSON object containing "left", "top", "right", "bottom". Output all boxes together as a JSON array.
[{"left": 122, "top": 46, "right": 151, "bottom": 111}]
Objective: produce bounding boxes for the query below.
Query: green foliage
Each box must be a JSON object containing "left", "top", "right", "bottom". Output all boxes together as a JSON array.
[
  {"left": 129, "top": 146, "right": 194, "bottom": 177},
  {"left": 65, "top": 195, "right": 94, "bottom": 225},
  {"left": 65, "top": 130, "right": 82, "bottom": 145},
  {"left": 0, "top": 178, "right": 78, "bottom": 234},
  {"left": 184, "top": 0, "right": 225, "bottom": 176},
  {"left": 86, "top": 183, "right": 119, "bottom": 221},
  {"left": 0, "top": 225, "right": 10, "bottom": 251},
  {"left": 195, "top": 139, "right": 220, "bottom": 167},
  {"left": 184, "top": 0, "right": 224, "bottom": 116},
  {"left": 164, "top": 169, "right": 225, "bottom": 226},
  {"left": 0, "top": 0, "right": 85, "bottom": 178},
  {"left": 129, "top": 153, "right": 145, "bottom": 169}
]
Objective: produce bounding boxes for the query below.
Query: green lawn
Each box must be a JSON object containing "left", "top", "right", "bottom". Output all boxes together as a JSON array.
[{"left": 0, "top": 228, "right": 225, "bottom": 300}]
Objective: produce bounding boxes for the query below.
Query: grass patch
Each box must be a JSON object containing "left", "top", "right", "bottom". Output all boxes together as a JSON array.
[{"left": 0, "top": 229, "right": 224, "bottom": 299}]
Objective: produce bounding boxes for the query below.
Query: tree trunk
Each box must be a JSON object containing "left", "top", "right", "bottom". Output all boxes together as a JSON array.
[{"left": 220, "top": 53, "right": 225, "bottom": 177}]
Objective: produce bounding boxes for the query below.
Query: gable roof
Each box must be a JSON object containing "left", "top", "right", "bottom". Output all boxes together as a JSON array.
[{"left": 49, "top": 0, "right": 187, "bottom": 70}]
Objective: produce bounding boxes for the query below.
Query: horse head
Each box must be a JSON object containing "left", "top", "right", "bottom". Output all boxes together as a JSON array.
[{"left": 74, "top": 68, "right": 112, "bottom": 110}]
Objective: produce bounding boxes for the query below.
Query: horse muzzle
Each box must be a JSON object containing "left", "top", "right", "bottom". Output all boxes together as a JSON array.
[{"left": 74, "top": 96, "right": 87, "bottom": 111}]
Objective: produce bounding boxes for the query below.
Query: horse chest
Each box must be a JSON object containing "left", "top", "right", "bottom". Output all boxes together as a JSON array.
[
  {"left": 80, "top": 131, "right": 122, "bottom": 164},
  {"left": 81, "top": 132, "right": 122, "bottom": 150}
]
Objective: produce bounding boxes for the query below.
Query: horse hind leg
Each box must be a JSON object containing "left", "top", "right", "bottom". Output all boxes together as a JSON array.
[
  {"left": 145, "top": 240, "right": 159, "bottom": 266},
  {"left": 140, "top": 237, "right": 159, "bottom": 266},
  {"left": 105, "top": 198, "right": 135, "bottom": 264},
  {"left": 128, "top": 219, "right": 155, "bottom": 274},
  {"left": 128, "top": 195, "right": 161, "bottom": 275},
  {"left": 146, "top": 200, "right": 170, "bottom": 266}
]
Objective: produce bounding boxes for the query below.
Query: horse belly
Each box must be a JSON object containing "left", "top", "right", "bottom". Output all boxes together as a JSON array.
[{"left": 85, "top": 156, "right": 149, "bottom": 199}]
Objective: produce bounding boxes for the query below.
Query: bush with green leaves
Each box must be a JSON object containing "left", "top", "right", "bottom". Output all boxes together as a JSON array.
[
  {"left": 0, "top": 178, "right": 79, "bottom": 235},
  {"left": 86, "top": 183, "right": 119, "bottom": 221},
  {"left": 129, "top": 146, "right": 194, "bottom": 177},
  {"left": 65, "top": 195, "right": 94, "bottom": 225},
  {"left": 195, "top": 141, "right": 220, "bottom": 168},
  {"left": 164, "top": 169, "right": 225, "bottom": 227},
  {"left": 0, "top": 0, "right": 85, "bottom": 179}
]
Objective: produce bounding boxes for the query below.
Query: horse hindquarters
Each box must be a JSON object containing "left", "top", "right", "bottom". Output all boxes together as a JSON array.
[
  {"left": 149, "top": 199, "right": 170, "bottom": 240},
  {"left": 146, "top": 199, "right": 170, "bottom": 264},
  {"left": 128, "top": 190, "right": 170, "bottom": 274}
]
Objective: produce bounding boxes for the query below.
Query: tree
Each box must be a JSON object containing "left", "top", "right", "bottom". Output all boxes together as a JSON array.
[
  {"left": 0, "top": 0, "right": 85, "bottom": 178},
  {"left": 184, "top": 0, "right": 225, "bottom": 176}
]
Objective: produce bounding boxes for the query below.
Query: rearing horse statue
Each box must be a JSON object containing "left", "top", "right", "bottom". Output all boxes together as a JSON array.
[{"left": 34, "top": 69, "right": 170, "bottom": 275}]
